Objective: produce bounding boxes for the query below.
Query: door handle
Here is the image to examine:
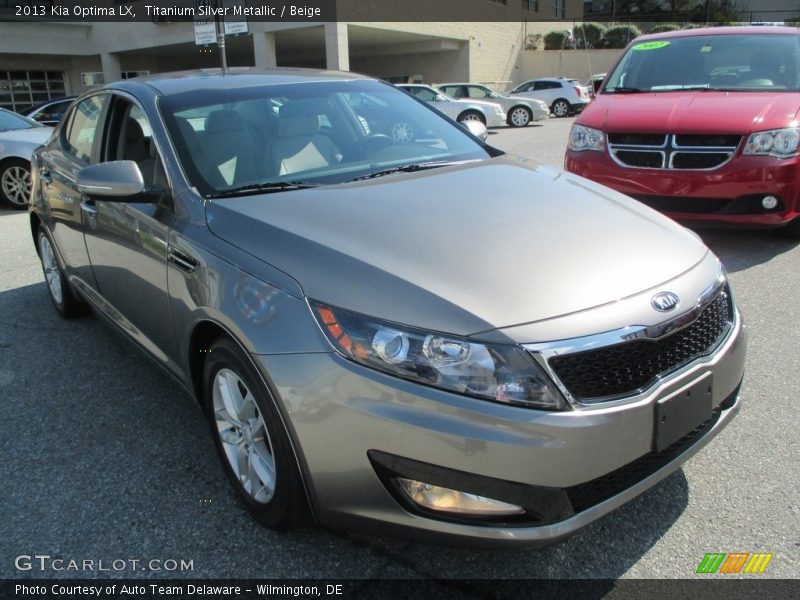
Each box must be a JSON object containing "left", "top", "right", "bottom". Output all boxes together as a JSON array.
[
  {"left": 168, "top": 248, "right": 198, "bottom": 273},
  {"left": 80, "top": 200, "right": 98, "bottom": 215}
]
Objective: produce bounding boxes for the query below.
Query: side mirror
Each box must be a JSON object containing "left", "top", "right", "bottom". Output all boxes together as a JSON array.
[
  {"left": 435, "top": 94, "right": 448, "bottom": 102},
  {"left": 463, "top": 119, "right": 488, "bottom": 141},
  {"left": 77, "top": 160, "right": 145, "bottom": 200}
]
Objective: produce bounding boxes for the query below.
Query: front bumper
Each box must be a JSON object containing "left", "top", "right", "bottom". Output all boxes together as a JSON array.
[
  {"left": 486, "top": 112, "right": 507, "bottom": 128},
  {"left": 566, "top": 149, "right": 800, "bottom": 227},
  {"left": 256, "top": 310, "right": 746, "bottom": 547}
]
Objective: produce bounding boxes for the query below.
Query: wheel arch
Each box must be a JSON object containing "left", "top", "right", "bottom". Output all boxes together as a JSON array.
[
  {"left": 30, "top": 210, "right": 43, "bottom": 257},
  {"left": 189, "top": 317, "right": 319, "bottom": 520}
]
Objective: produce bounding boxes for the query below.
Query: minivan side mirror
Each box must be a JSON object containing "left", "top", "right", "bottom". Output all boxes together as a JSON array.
[{"left": 77, "top": 160, "right": 152, "bottom": 201}]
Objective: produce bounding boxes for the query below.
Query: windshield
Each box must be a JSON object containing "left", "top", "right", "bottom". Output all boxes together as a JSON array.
[
  {"left": 0, "top": 109, "right": 41, "bottom": 131},
  {"left": 160, "top": 79, "right": 492, "bottom": 196},
  {"left": 604, "top": 33, "right": 800, "bottom": 93}
]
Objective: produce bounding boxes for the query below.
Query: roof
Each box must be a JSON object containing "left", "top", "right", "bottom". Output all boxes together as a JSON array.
[
  {"left": 636, "top": 25, "right": 800, "bottom": 42},
  {"left": 110, "top": 67, "right": 371, "bottom": 96}
]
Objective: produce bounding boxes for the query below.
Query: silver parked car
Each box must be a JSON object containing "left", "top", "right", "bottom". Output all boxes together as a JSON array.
[
  {"left": 31, "top": 69, "right": 745, "bottom": 547},
  {"left": 0, "top": 108, "right": 52, "bottom": 209},
  {"left": 509, "top": 77, "right": 592, "bottom": 117},
  {"left": 437, "top": 83, "right": 549, "bottom": 127},
  {"left": 396, "top": 84, "right": 506, "bottom": 128}
]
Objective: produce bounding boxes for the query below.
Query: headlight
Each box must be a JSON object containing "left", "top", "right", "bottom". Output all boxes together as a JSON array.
[
  {"left": 568, "top": 124, "right": 605, "bottom": 152},
  {"left": 310, "top": 302, "right": 568, "bottom": 410},
  {"left": 743, "top": 128, "right": 799, "bottom": 158}
]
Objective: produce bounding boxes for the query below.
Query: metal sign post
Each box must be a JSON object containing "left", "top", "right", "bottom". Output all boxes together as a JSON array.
[{"left": 215, "top": 5, "right": 228, "bottom": 74}]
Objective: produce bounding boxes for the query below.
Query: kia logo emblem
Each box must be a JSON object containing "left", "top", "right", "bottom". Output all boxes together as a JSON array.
[{"left": 651, "top": 292, "right": 680, "bottom": 312}]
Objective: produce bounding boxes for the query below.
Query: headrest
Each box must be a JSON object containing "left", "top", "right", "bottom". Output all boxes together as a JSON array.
[
  {"left": 205, "top": 110, "right": 245, "bottom": 134},
  {"left": 278, "top": 100, "right": 324, "bottom": 137}
]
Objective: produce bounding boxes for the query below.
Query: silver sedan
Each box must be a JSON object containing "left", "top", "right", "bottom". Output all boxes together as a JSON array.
[
  {"left": 396, "top": 84, "right": 506, "bottom": 128},
  {"left": 437, "top": 83, "right": 550, "bottom": 127},
  {"left": 30, "top": 69, "right": 745, "bottom": 547},
  {"left": 0, "top": 108, "right": 52, "bottom": 209}
]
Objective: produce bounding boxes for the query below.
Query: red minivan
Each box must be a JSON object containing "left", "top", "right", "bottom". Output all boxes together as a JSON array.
[{"left": 565, "top": 27, "right": 800, "bottom": 237}]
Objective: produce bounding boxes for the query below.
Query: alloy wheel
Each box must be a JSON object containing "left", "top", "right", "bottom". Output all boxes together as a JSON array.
[
  {"left": 39, "top": 234, "right": 63, "bottom": 306},
  {"left": 212, "top": 368, "right": 277, "bottom": 504},
  {"left": 1, "top": 164, "right": 31, "bottom": 207},
  {"left": 509, "top": 107, "right": 531, "bottom": 127}
]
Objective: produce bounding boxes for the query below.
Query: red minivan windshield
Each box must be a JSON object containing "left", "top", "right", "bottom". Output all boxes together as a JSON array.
[{"left": 604, "top": 33, "right": 800, "bottom": 93}]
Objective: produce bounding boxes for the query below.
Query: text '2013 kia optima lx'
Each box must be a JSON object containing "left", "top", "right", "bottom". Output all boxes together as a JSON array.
[{"left": 30, "top": 69, "right": 746, "bottom": 546}]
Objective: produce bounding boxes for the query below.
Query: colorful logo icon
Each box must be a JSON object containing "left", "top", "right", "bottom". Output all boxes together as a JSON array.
[{"left": 696, "top": 552, "right": 773, "bottom": 574}]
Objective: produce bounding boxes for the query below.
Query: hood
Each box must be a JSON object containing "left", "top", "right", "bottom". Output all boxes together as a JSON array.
[
  {"left": 206, "top": 157, "right": 708, "bottom": 337},
  {"left": 0, "top": 126, "right": 52, "bottom": 146},
  {"left": 581, "top": 92, "right": 800, "bottom": 133}
]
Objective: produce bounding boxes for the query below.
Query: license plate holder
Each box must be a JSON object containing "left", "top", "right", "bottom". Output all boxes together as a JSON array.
[{"left": 654, "top": 375, "right": 713, "bottom": 452}]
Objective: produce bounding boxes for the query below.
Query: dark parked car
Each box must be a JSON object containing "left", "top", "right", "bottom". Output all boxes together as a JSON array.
[
  {"left": 30, "top": 68, "right": 745, "bottom": 546},
  {"left": 23, "top": 96, "right": 76, "bottom": 127}
]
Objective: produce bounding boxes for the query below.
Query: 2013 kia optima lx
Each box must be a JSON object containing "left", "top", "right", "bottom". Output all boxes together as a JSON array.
[{"left": 30, "top": 69, "right": 746, "bottom": 546}]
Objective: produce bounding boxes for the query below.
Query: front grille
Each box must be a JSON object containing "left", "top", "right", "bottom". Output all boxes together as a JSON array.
[
  {"left": 548, "top": 289, "right": 733, "bottom": 401},
  {"left": 608, "top": 133, "right": 741, "bottom": 170}
]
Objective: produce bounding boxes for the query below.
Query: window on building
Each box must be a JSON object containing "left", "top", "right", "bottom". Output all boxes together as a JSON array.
[
  {"left": 0, "top": 70, "right": 66, "bottom": 113},
  {"left": 553, "top": 0, "right": 565, "bottom": 18},
  {"left": 525, "top": 0, "right": 539, "bottom": 12}
]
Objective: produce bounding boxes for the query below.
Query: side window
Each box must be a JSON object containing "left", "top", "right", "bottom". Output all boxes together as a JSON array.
[
  {"left": 105, "top": 99, "right": 165, "bottom": 191},
  {"left": 467, "top": 86, "right": 489, "bottom": 98},
  {"left": 64, "top": 95, "right": 106, "bottom": 163},
  {"left": 532, "top": 81, "right": 546, "bottom": 90},
  {"left": 415, "top": 88, "right": 438, "bottom": 101},
  {"left": 516, "top": 82, "right": 533, "bottom": 92}
]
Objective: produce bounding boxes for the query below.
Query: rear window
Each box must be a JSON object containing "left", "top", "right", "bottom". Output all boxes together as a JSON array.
[{"left": 605, "top": 33, "right": 800, "bottom": 93}]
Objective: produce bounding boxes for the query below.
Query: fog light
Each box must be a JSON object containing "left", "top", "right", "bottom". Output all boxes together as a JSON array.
[
  {"left": 761, "top": 195, "right": 779, "bottom": 210},
  {"left": 397, "top": 478, "right": 525, "bottom": 516}
]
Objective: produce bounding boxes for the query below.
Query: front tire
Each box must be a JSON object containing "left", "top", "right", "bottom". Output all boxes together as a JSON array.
[
  {"left": 457, "top": 110, "right": 486, "bottom": 125},
  {"left": 551, "top": 99, "right": 570, "bottom": 118},
  {"left": 203, "top": 338, "right": 310, "bottom": 530},
  {"left": 37, "top": 227, "right": 86, "bottom": 318},
  {"left": 0, "top": 159, "right": 32, "bottom": 209},
  {"left": 507, "top": 106, "right": 532, "bottom": 127}
]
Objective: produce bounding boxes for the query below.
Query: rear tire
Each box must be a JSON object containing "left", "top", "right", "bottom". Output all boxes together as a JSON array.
[
  {"left": 37, "top": 227, "right": 87, "bottom": 318},
  {"left": 551, "top": 99, "right": 570, "bottom": 118},
  {"left": 203, "top": 337, "right": 310, "bottom": 530}
]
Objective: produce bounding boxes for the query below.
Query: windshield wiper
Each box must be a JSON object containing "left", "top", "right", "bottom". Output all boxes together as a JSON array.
[
  {"left": 210, "top": 181, "right": 318, "bottom": 198},
  {"left": 349, "top": 159, "right": 479, "bottom": 182},
  {"left": 605, "top": 86, "right": 645, "bottom": 94}
]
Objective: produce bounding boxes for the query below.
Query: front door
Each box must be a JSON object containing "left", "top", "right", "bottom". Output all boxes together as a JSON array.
[{"left": 82, "top": 95, "right": 180, "bottom": 374}]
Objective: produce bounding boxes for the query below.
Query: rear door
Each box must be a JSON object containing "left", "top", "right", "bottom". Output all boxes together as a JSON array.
[{"left": 39, "top": 94, "right": 109, "bottom": 289}]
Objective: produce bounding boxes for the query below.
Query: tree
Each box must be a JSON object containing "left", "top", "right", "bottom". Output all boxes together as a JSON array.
[{"left": 574, "top": 23, "right": 607, "bottom": 49}]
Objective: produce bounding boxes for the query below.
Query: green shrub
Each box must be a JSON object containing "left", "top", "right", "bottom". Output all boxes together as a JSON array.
[
  {"left": 544, "top": 30, "right": 568, "bottom": 50},
  {"left": 574, "top": 22, "right": 607, "bottom": 49},
  {"left": 602, "top": 25, "right": 642, "bottom": 49},
  {"left": 647, "top": 23, "right": 682, "bottom": 34}
]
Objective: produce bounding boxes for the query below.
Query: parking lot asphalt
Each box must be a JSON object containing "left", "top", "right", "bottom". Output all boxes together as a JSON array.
[{"left": 1, "top": 117, "right": 798, "bottom": 582}]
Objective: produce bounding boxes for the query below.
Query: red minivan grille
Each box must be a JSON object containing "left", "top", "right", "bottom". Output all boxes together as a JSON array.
[{"left": 607, "top": 133, "right": 741, "bottom": 170}]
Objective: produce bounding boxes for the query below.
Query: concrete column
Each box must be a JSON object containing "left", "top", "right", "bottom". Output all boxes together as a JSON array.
[
  {"left": 324, "top": 22, "right": 349, "bottom": 71},
  {"left": 253, "top": 32, "right": 277, "bottom": 68},
  {"left": 100, "top": 52, "right": 122, "bottom": 84}
]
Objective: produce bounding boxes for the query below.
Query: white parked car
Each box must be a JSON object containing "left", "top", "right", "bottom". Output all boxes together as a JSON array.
[
  {"left": 437, "top": 83, "right": 550, "bottom": 127},
  {"left": 0, "top": 108, "right": 52, "bottom": 209},
  {"left": 396, "top": 84, "right": 506, "bottom": 128},
  {"left": 509, "top": 77, "right": 591, "bottom": 118}
]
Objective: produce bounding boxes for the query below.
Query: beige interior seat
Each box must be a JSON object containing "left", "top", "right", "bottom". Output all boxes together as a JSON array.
[{"left": 270, "top": 99, "right": 343, "bottom": 177}]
